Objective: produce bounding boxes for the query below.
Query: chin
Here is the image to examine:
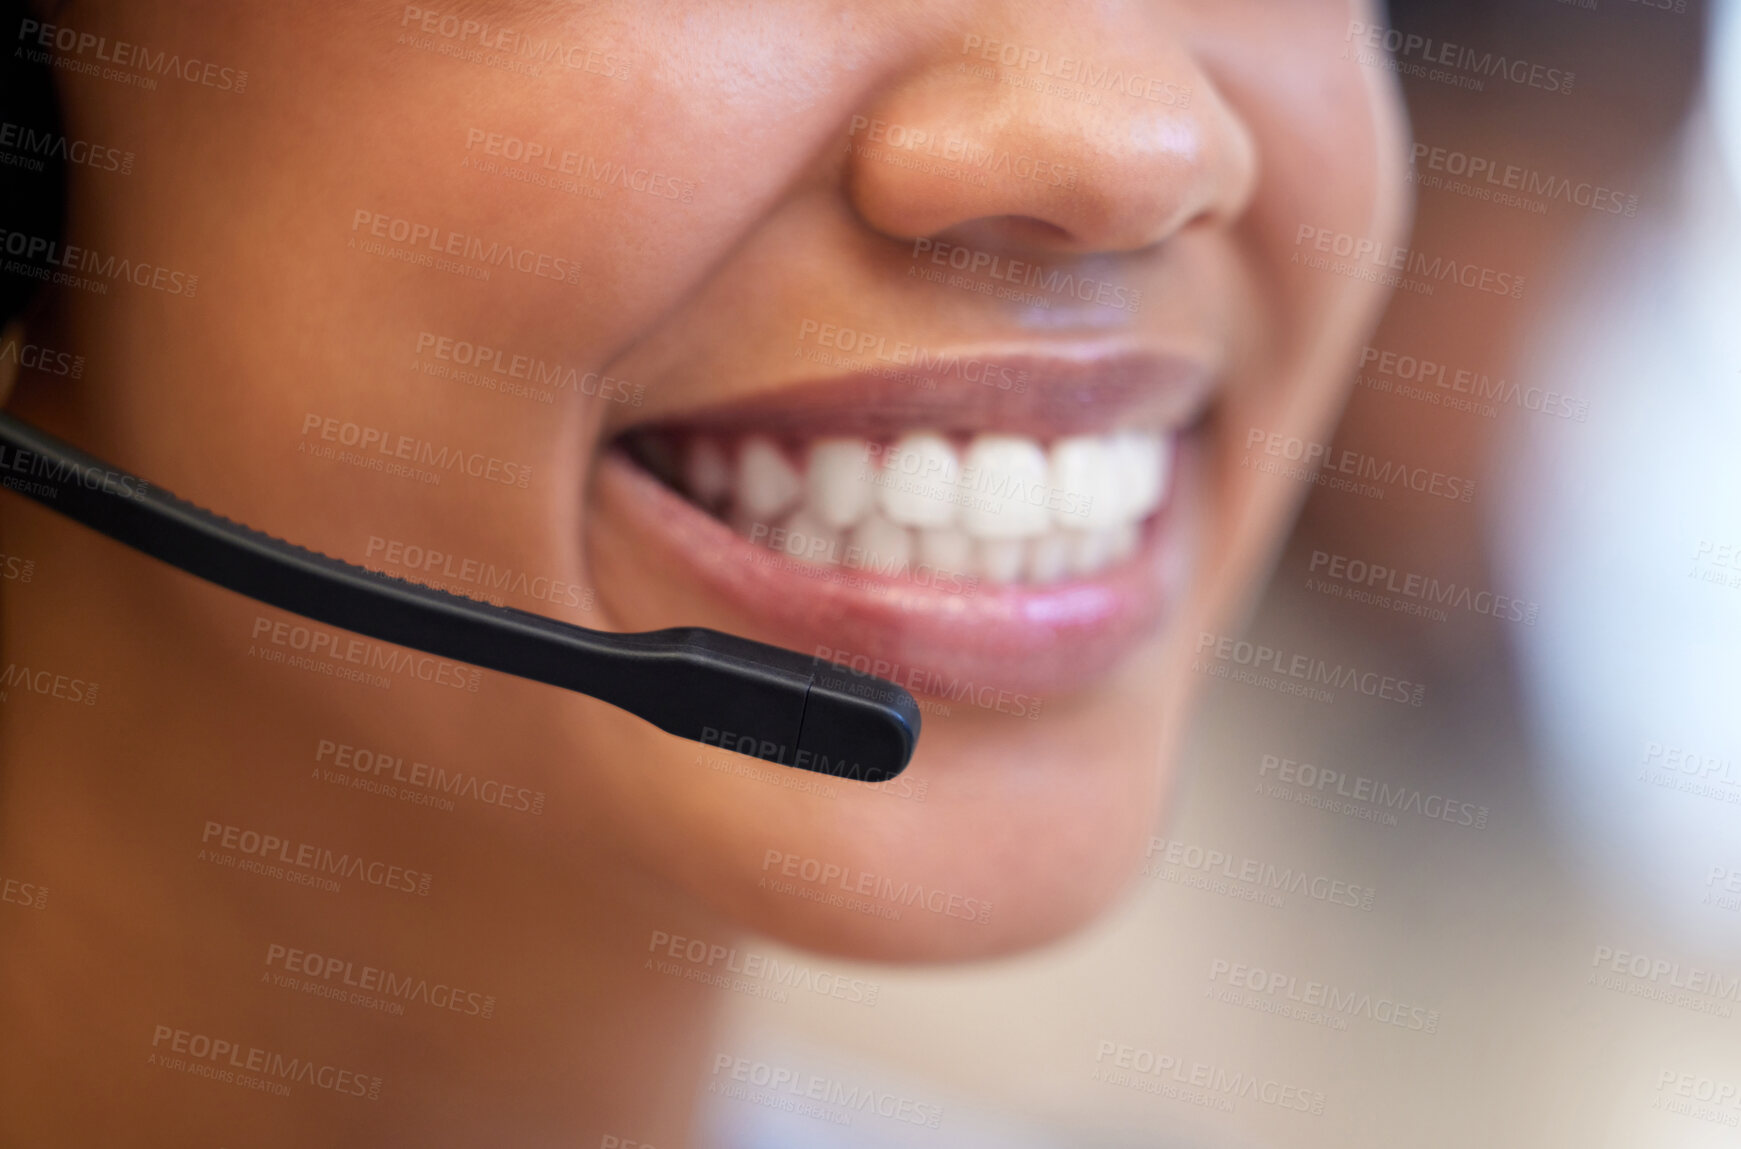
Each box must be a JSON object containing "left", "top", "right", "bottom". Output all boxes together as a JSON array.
[
  {"left": 576, "top": 517, "right": 1187, "bottom": 963},
  {"left": 717, "top": 689, "right": 1175, "bottom": 963}
]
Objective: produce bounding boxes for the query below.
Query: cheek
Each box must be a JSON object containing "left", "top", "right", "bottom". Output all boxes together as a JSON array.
[
  {"left": 1179, "top": 38, "right": 1411, "bottom": 639},
  {"left": 1243, "top": 60, "right": 1413, "bottom": 339},
  {"left": 1187, "top": 2, "right": 1413, "bottom": 337}
]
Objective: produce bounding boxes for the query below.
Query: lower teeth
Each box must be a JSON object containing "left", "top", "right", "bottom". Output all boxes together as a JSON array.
[{"left": 731, "top": 512, "right": 1142, "bottom": 587}]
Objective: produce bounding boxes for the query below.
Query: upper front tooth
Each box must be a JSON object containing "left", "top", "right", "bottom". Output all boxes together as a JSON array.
[
  {"left": 1048, "top": 435, "right": 1122, "bottom": 529},
  {"left": 1111, "top": 432, "right": 1169, "bottom": 521},
  {"left": 961, "top": 434, "right": 1051, "bottom": 540},
  {"left": 736, "top": 436, "right": 802, "bottom": 521},
  {"left": 878, "top": 431, "right": 960, "bottom": 529},
  {"left": 806, "top": 437, "right": 877, "bottom": 529}
]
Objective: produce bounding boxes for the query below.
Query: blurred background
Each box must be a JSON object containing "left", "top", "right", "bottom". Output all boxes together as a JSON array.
[{"left": 702, "top": 2, "right": 1741, "bottom": 1145}]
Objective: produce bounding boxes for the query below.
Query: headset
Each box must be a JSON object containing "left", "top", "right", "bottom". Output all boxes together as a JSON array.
[{"left": 0, "top": 412, "right": 921, "bottom": 781}]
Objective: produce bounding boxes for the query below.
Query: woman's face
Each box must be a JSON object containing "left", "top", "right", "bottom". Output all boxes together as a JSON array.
[{"left": 39, "top": 0, "right": 1408, "bottom": 958}]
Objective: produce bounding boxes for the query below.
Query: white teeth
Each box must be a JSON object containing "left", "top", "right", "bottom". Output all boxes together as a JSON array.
[
  {"left": 1048, "top": 435, "right": 1122, "bottom": 529},
  {"left": 918, "top": 527, "right": 973, "bottom": 576},
  {"left": 684, "top": 437, "right": 732, "bottom": 509},
  {"left": 849, "top": 513, "right": 913, "bottom": 574},
  {"left": 736, "top": 436, "right": 803, "bottom": 521},
  {"left": 961, "top": 434, "right": 1052, "bottom": 540},
  {"left": 877, "top": 432, "right": 961, "bottom": 529},
  {"left": 1065, "top": 524, "right": 1140, "bottom": 577},
  {"left": 1067, "top": 528, "right": 1114, "bottom": 577},
  {"left": 680, "top": 427, "right": 1168, "bottom": 582},
  {"left": 975, "top": 538, "right": 1027, "bottom": 584},
  {"left": 1027, "top": 533, "right": 1071, "bottom": 585},
  {"left": 806, "top": 438, "right": 878, "bottom": 529},
  {"left": 1111, "top": 431, "right": 1168, "bottom": 521},
  {"left": 780, "top": 508, "right": 842, "bottom": 565}
]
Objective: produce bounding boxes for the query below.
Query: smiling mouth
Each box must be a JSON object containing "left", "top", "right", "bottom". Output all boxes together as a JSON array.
[
  {"left": 622, "top": 424, "right": 1171, "bottom": 587},
  {"left": 594, "top": 351, "right": 1213, "bottom": 698}
]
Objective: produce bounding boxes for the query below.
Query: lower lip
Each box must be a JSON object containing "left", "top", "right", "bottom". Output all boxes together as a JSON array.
[{"left": 591, "top": 443, "right": 1198, "bottom": 700}]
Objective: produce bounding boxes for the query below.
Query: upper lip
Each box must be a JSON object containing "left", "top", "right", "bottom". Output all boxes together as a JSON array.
[{"left": 611, "top": 350, "right": 1219, "bottom": 441}]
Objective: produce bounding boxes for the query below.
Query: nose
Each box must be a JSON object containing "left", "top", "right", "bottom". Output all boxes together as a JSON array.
[{"left": 843, "top": 18, "right": 1257, "bottom": 256}]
